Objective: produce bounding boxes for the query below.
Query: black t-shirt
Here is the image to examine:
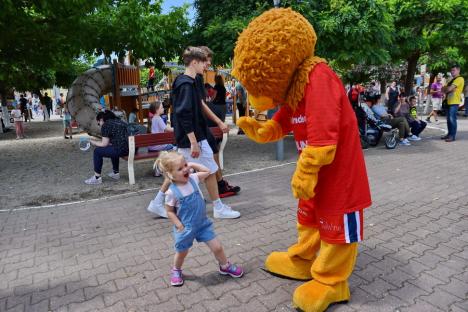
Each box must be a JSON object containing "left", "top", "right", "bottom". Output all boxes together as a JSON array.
[
  {"left": 212, "top": 84, "right": 226, "bottom": 106},
  {"left": 195, "top": 74, "right": 206, "bottom": 101},
  {"left": 19, "top": 98, "right": 28, "bottom": 111},
  {"left": 43, "top": 95, "right": 53, "bottom": 107},
  {"left": 101, "top": 119, "right": 129, "bottom": 154}
]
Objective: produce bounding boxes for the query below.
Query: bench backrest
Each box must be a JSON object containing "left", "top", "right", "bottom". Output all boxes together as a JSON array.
[{"left": 133, "top": 127, "right": 223, "bottom": 148}]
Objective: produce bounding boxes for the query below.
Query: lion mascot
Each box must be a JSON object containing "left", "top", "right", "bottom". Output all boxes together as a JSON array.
[{"left": 232, "top": 8, "right": 372, "bottom": 312}]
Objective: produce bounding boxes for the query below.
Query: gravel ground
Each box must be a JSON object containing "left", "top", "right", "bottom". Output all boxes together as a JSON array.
[
  {"left": 0, "top": 115, "right": 446, "bottom": 209},
  {"left": 0, "top": 116, "right": 298, "bottom": 209}
]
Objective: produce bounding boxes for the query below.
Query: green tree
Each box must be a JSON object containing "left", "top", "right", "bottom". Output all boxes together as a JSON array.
[
  {"left": 389, "top": 0, "right": 468, "bottom": 93},
  {"left": 290, "top": 0, "right": 393, "bottom": 69},
  {"left": 192, "top": 0, "right": 394, "bottom": 70},
  {"left": 0, "top": 0, "right": 189, "bottom": 105}
]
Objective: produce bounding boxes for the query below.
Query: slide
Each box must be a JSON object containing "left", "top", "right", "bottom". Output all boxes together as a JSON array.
[{"left": 66, "top": 66, "right": 113, "bottom": 137}]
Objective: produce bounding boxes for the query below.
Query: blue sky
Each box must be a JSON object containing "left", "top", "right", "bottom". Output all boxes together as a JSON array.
[{"left": 161, "top": 0, "right": 195, "bottom": 22}]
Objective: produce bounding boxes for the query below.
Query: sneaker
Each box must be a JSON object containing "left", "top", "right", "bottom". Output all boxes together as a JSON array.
[
  {"left": 408, "top": 135, "right": 421, "bottom": 141},
  {"left": 224, "top": 180, "right": 240, "bottom": 193},
  {"left": 84, "top": 176, "right": 102, "bottom": 185},
  {"left": 147, "top": 197, "right": 168, "bottom": 218},
  {"left": 107, "top": 172, "right": 120, "bottom": 180},
  {"left": 170, "top": 269, "right": 184, "bottom": 286},
  {"left": 218, "top": 180, "right": 239, "bottom": 198},
  {"left": 399, "top": 139, "right": 411, "bottom": 146},
  {"left": 213, "top": 204, "right": 241, "bottom": 219},
  {"left": 441, "top": 135, "right": 449, "bottom": 140},
  {"left": 219, "top": 262, "right": 244, "bottom": 278}
]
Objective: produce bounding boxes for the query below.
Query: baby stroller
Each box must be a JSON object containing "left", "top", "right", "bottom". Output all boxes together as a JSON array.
[{"left": 354, "top": 105, "right": 398, "bottom": 149}]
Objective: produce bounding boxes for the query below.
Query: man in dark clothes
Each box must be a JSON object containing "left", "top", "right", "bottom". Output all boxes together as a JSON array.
[
  {"left": 43, "top": 92, "right": 53, "bottom": 121},
  {"left": 172, "top": 46, "right": 240, "bottom": 219},
  {"left": 197, "top": 46, "right": 241, "bottom": 198},
  {"left": 19, "top": 94, "right": 29, "bottom": 122}
]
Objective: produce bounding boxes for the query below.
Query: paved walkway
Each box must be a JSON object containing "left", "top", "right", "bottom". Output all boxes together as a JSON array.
[{"left": 1, "top": 121, "right": 467, "bottom": 311}]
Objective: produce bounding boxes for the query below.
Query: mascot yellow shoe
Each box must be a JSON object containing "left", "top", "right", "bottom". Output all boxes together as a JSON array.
[
  {"left": 293, "top": 242, "right": 358, "bottom": 311},
  {"left": 233, "top": 7, "right": 372, "bottom": 312},
  {"left": 265, "top": 224, "right": 320, "bottom": 280}
]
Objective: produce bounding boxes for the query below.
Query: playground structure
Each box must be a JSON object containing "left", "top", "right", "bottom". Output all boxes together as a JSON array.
[
  {"left": 67, "top": 61, "right": 151, "bottom": 136},
  {"left": 66, "top": 60, "right": 266, "bottom": 145}
]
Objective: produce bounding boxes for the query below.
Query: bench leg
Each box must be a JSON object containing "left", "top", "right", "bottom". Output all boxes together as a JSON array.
[
  {"left": 218, "top": 133, "right": 228, "bottom": 170},
  {"left": 128, "top": 161, "right": 135, "bottom": 185}
]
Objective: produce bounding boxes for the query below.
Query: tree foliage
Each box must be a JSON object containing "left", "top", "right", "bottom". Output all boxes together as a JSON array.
[
  {"left": 0, "top": 0, "right": 189, "bottom": 102},
  {"left": 389, "top": 0, "right": 468, "bottom": 91},
  {"left": 191, "top": 0, "right": 393, "bottom": 69}
]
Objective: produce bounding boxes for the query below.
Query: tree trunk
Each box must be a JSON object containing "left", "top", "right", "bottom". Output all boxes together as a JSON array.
[{"left": 405, "top": 51, "right": 420, "bottom": 95}]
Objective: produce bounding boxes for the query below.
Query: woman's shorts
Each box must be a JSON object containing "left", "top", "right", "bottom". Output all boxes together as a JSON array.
[
  {"left": 178, "top": 139, "right": 218, "bottom": 174},
  {"left": 63, "top": 119, "right": 71, "bottom": 127},
  {"left": 431, "top": 97, "right": 442, "bottom": 111}
]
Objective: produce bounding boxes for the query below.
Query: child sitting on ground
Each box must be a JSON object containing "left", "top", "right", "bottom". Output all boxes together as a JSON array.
[{"left": 155, "top": 151, "right": 244, "bottom": 286}]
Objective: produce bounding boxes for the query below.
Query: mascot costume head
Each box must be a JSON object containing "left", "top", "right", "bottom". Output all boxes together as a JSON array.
[{"left": 233, "top": 8, "right": 372, "bottom": 312}]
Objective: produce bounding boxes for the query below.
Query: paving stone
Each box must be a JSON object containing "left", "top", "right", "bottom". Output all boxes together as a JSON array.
[
  {"left": 67, "top": 295, "right": 105, "bottom": 312},
  {"left": 399, "top": 299, "right": 443, "bottom": 312},
  {"left": 102, "top": 287, "right": 137, "bottom": 307},
  {"left": 2, "top": 132, "right": 468, "bottom": 311},
  {"left": 50, "top": 289, "right": 85, "bottom": 310},
  {"left": 388, "top": 281, "right": 429, "bottom": 304},
  {"left": 419, "top": 288, "right": 462, "bottom": 311},
  {"left": 358, "top": 278, "right": 398, "bottom": 299},
  {"left": 435, "top": 277, "right": 468, "bottom": 300}
]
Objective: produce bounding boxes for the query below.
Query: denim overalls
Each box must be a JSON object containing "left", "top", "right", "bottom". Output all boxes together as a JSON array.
[{"left": 170, "top": 177, "right": 215, "bottom": 252}]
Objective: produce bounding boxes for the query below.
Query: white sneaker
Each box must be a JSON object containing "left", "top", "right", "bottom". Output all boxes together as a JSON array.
[
  {"left": 400, "top": 138, "right": 411, "bottom": 146},
  {"left": 147, "top": 196, "right": 168, "bottom": 218},
  {"left": 85, "top": 176, "right": 102, "bottom": 185},
  {"left": 214, "top": 204, "right": 241, "bottom": 219},
  {"left": 408, "top": 135, "right": 421, "bottom": 141},
  {"left": 107, "top": 172, "right": 120, "bottom": 180}
]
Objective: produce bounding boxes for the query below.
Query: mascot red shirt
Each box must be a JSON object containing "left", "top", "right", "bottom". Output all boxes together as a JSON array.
[{"left": 272, "top": 63, "right": 371, "bottom": 243}]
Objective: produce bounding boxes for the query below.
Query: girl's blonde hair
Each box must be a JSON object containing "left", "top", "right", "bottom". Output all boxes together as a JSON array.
[{"left": 155, "top": 151, "right": 184, "bottom": 179}]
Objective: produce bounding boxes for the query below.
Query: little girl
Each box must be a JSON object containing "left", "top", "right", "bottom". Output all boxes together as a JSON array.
[
  {"left": 11, "top": 105, "right": 24, "bottom": 139},
  {"left": 148, "top": 101, "right": 174, "bottom": 153},
  {"left": 155, "top": 151, "right": 243, "bottom": 286},
  {"left": 149, "top": 101, "right": 174, "bottom": 177}
]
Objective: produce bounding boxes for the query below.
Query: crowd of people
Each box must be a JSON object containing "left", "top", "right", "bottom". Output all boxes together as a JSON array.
[
  {"left": 6, "top": 92, "right": 69, "bottom": 139},
  {"left": 349, "top": 64, "right": 465, "bottom": 146}
]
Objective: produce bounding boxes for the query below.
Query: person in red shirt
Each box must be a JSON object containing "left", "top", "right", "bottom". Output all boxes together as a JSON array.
[
  {"left": 148, "top": 65, "right": 155, "bottom": 91},
  {"left": 232, "top": 8, "right": 371, "bottom": 312}
]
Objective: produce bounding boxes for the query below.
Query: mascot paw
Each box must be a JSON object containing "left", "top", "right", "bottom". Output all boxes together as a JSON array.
[
  {"left": 293, "top": 280, "right": 350, "bottom": 312},
  {"left": 265, "top": 252, "right": 313, "bottom": 280}
]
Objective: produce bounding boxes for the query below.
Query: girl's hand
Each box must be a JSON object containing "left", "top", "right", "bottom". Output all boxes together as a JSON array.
[{"left": 176, "top": 224, "right": 185, "bottom": 232}]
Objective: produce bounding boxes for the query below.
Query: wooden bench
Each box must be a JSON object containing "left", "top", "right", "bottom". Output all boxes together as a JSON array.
[{"left": 123, "top": 127, "right": 227, "bottom": 185}]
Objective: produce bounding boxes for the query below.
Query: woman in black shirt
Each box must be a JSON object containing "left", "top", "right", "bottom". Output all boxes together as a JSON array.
[
  {"left": 208, "top": 75, "right": 227, "bottom": 125},
  {"left": 85, "top": 111, "right": 129, "bottom": 185}
]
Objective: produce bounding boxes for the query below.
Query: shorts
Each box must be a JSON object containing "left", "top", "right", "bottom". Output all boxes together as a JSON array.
[
  {"left": 297, "top": 199, "right": 364, "bottom": 244},
  {"left": 178, "top": 139, "right": 218, "bottom": 174},
  {"left": 431, "top": 97, "right": 442, "bottom": 111},
  {"left": 63, "top": 119, "right": 71, "bottom": 127},
  {"left": 174, "top": 219, "right": 215, "bottom": 252}
]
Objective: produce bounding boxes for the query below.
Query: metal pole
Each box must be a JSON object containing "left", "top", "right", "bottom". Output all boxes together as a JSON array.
[{"left": 276, "top": 138, "right": 284, "bottom": 161}]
